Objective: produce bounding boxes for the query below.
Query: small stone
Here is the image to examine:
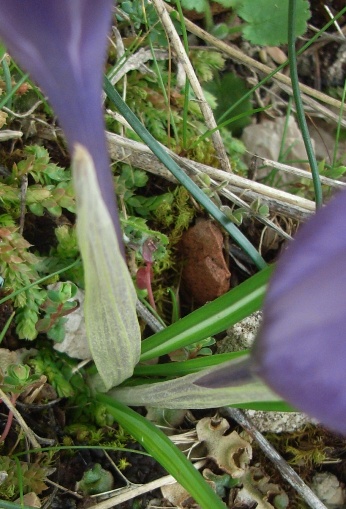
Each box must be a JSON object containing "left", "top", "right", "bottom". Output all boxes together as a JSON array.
[
  {"left": 180, "top": 219, "right": 230, "bottom": 304},
  {"left": 244, "top": 410, "right": 311, "bottom": 433},
  {"left": 217, "top": 311, "right": 262, "bottom": 352},
  {"left": 312, "top": 472, "right": 346, "bottom": 507},
  {"left": 51, "top": 283, "right": 91, "bottom": 360}
]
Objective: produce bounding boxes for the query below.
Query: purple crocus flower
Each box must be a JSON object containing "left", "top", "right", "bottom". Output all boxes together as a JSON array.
[
  {"left": 193, "top": 190, "right": 346, "bottom": 435},
  {"left": 0, "top": 0, "right": 119, "bottom": 235},
  {"left": 253, "top": 190, "right": 346, "bottom": 435},
  {"left": 0, "top": 0, "right": 141, "bottom": 389}
]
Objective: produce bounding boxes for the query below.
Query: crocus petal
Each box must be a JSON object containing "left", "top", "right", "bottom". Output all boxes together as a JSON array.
[
  {"left": 253, "top": 191, "right": 346, "bottom": 434},
  {"left": 0, "top": 0, "right": 118, "bottom": 228}
]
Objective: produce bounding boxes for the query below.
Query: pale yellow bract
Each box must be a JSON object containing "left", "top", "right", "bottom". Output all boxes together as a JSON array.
[{"left": 73, "top": 144, "right": 140, "bottom": 390}]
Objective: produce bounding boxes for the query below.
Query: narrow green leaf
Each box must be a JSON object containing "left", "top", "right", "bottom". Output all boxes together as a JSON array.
[
  {"left": 0, "top": 501, "right": 36, "bottom": 509},
  {"left": 110, "top": 356, "right": 280, "bottom": 408},
  {"left": 134, "top": 351, "right": 248, "bottom": 377},
  {"left": 96, "top": 394, "right": 227, "bottom": 509},
  {"left": 140, "top": 264, "right": 274, "bottom": 361},
  {"left": 73, "top": 144, "right": 140, "bottom": 390},
  {"left": 0, "top": 311, "right": 15, "bottom": 344},
  {"left": 288, "top": 0, "right": 322, "bottom": 207},
  {"left": 230, "top": 401, "right": 296, "bottom": 412}
]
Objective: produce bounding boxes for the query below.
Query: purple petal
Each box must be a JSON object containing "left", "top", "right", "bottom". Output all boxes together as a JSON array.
[
  {"left": 253, "top": 191, "right": 346, "bottom": 434},
  {"left": 0, "top": 0, "right": 119, "bottom": 229}
]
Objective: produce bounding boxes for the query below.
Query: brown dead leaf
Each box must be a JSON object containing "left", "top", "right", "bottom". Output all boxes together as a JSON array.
[
  {"left": 161, "top": 481, "right": 200, "bottom": 508},
  {"left": 0, "top": 111, "right": 7, "bottom": 129},
  {"left": 196, "top": 417, "right": 252, "bottom": 477},
  {"left": 233, "top": 467, "right": 289, "bottom": 509},
  {"left": 265, "top": 46, "right": 287, "bottom": 65}
]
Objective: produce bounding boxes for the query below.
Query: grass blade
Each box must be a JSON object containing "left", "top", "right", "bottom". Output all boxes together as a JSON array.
[
  {"left": 288, "top": 0, "right": 322, "bottom": 207},
  {"left": 134, "top": 351, "right": 248, "bottom": 377},
  {"left": 140, "top": 265, "right": 274, "bottom": 361},
  {"left": 96, "top": 394, "right": 227, "bottom": 509}
]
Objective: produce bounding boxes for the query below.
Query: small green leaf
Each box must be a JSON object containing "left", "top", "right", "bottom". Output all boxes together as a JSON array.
[
  {"left": 204, "top": 72, "right": 253, "bottom": 135},
  {"left": 47, "top": 319, "right": 67, "bottom": 342},
  {"left": 46, "top": 205, "right": 62, "bottom": 216},
  {"left": 325, "top": 165, "right": 346, "bottom": 179},
  {"left": 28, "top": 202, "right": 44, "bottom": 216},
  {"left": 258, "top": 204, "right": 269, "bottom": 217},
  {"left": 238, "top": 0, "right": 311, "bottom": 45},
  {"left": 211, "top": 23, "right": 230, "bottom": 40},
  {"left": 36, "top": 316, "right": 51, "bottom": 332},
  {"left": 216, "top": 0, "right": 241, "bottom": 6},
  {"left": 73, "top": 144, "right": 141, "bottom": 390},
  {"left": 5, "top": 364, "right": 30, "bottom": 384},
  {"left": 76, "top": 464, "right": 114, "bottom": 495},
  {"left": 26, "top": 187, "right": 51, "bottom": 203},
  {"left": 181, "top": 0, "right": 207, "bottom": 13}
]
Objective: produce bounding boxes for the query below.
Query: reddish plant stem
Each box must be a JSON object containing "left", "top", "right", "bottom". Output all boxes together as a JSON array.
[
  {"left": 0, "top": 392, "right": 19, "bottom": 443},
  {"left": 145, "top": 262, "right": 156, "bottom": 311}
]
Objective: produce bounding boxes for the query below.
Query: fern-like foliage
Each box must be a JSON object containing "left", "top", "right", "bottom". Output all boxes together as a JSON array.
[
  {"left": 109, "top": 48, "right": 232, "bottom": 166},
  {"left": 0, "top": 456, "right": 49, "bottom": 499},
  {"left": 0, "top": 145, "right": 75, "bottom": 220},
  {"left": 0, "top": 227, "right": 46, "bottom": 339}
]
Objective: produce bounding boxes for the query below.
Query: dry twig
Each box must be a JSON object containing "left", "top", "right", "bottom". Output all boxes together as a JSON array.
[
  {"left": 107, "top": 131, "right": 315, "bottom": 223},
  {"left": 222, "top": 407, "right": 328, "bottom": 509},
  {"left": 151, "top": 0, "right": 232, "bottom": 173},
  {"left": 0, "top": 388, "right": 40, "bottom": 449}
]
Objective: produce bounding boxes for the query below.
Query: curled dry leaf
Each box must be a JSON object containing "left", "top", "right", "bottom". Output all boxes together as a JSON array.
[
  {"left": 265, "top": 46, "right": 287, "bottom": 65},
  {"left": 233, "top": 467, "right": 289, "bottom": 509},
  {"left": 161, "top": 481, "right": 205, "bottom": 508},
  {"left": 15, "top": 492, "right": 41, "bottom": 508},
  {"left": 196, "top": 417, "right": 252, "bottom": 478}
]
